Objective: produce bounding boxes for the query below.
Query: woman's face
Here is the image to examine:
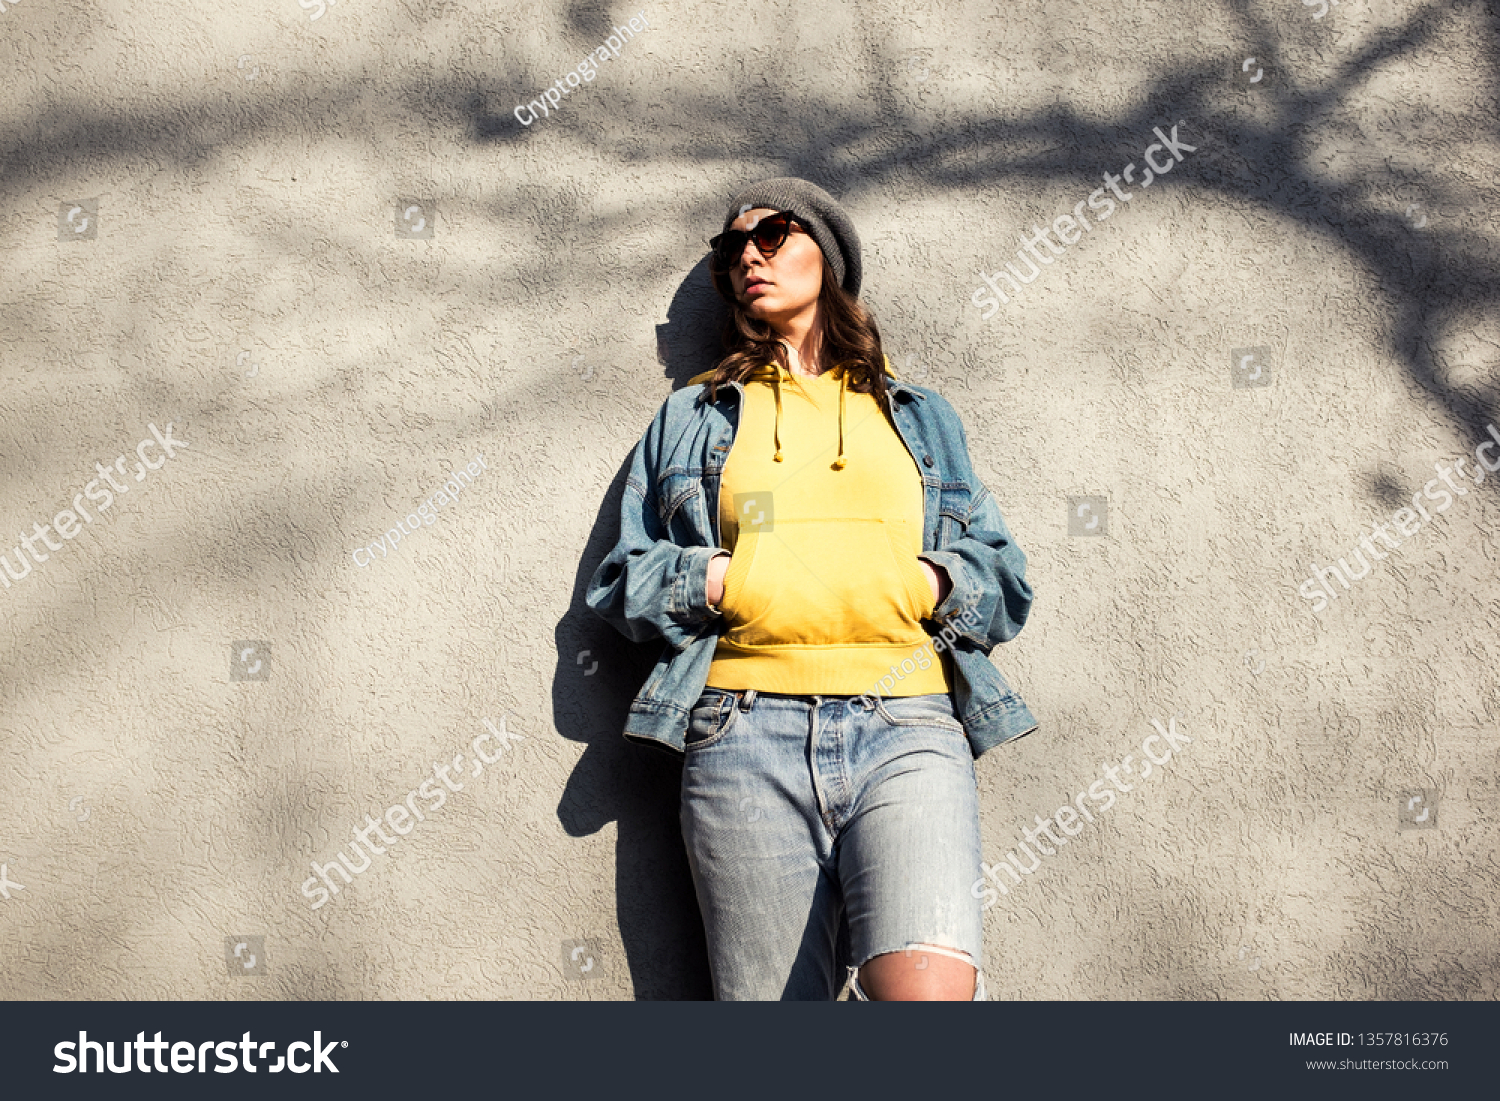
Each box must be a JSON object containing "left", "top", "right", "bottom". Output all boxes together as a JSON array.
[{"left": 725, "top": 207, "right": 824, "bottom": 330}]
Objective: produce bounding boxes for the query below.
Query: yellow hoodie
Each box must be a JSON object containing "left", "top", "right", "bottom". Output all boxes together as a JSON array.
[{"left": 690, "top": 357, "right": 951, "bottom": 696}]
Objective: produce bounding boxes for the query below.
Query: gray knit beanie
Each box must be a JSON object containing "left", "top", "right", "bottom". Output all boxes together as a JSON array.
[{"left": 719, "top": 177, "right": 862, "bottom": 297}]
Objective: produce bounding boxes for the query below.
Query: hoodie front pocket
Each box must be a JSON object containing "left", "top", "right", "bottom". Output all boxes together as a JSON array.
[{"left": 719, "top": 517, "right": 932, "bottom": 648}]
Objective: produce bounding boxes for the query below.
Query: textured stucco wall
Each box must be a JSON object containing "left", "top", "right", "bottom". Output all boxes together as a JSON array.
[{"left": 1, "top": 0, "right": 1497, "bottom": 1000}]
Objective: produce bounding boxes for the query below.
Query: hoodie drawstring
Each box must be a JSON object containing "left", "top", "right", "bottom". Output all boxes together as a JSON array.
[
  {"left": 768, "top": 361, "right": 848, "bottom": 468},
  {"left": 832, "top": 370, "right": 847, "bottom": 469},
  {"left": 772, "top": 365, "right": 784, "bottom": 462},
  {"left": 737, "top": 359, "right": 881, "bottom": 469}
]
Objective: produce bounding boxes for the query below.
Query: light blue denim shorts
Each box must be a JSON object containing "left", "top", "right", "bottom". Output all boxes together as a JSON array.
[{"left": 680, "top": 687, "right": 986, "bottom": 1001}]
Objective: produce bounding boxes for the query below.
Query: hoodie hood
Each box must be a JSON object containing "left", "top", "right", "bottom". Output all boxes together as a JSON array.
[{"left": 687, "top": 355, "right": 904, "bottom": 470}]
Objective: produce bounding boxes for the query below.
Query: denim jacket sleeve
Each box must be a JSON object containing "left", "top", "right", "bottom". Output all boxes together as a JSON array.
[
  {"left": 585, "top": 410, "right": 724, "bottom": 651},
  {"left": 917, "top": 401, "right": 1034, "bottom": 655}
]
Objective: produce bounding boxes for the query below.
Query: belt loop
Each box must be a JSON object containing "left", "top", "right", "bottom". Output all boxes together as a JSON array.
[{"left": 739, "top": 689, "right": 757, "bottom": 712}]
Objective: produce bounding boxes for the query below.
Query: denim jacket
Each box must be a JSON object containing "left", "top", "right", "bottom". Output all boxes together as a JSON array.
[{"left": 585, "top": 368, "right": 1039, "bottom": 759}]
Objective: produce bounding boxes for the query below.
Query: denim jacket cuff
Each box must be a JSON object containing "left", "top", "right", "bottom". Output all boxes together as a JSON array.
[
  {"left": 677, "top": 546, "right": 729, "bottom": 621},
  {"left": 919, "top": 551, "right": 981, "bottom": 642}
]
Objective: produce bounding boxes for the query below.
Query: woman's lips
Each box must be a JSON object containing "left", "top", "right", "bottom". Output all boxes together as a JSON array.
[{"left": 744, "top": 280, "right": 770, "bottom": 296}]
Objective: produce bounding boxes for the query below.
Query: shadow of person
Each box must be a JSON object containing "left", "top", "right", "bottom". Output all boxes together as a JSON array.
[
  {"left": 551, "top": 259, "right": 729, "bottom": 999},
  {"left": 655, "top": 257, "right": 730, "bottom": 388}
]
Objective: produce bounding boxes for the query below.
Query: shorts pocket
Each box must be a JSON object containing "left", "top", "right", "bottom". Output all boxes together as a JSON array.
[
  {"left": 720, "top": 517, "right": 933, "bottom": 648},
  {"left": 685, "top": 689, "right": 739, "bottom": 749},
  {"left": 874, "top": 693, "right": 967, "bottom": 735}
]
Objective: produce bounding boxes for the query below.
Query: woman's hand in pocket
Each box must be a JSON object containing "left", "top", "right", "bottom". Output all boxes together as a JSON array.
[
  {"left": 706, "top": 552, "right": 732, "bottom": 607},
  {"left": 919, "top": 557, "right": 951, "bottom": 608}
]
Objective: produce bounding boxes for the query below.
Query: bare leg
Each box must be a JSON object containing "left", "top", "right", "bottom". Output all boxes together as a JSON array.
[{"left": 856, "top": 944, "right": 977, "bottom": 1001}]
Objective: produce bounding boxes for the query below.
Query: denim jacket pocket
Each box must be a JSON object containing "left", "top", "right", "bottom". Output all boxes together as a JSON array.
[
  {"left": 656, "top": 471, "right": 706, "bottom": 540},
  {"left": 936, "top": 483, "right": 974, "bottom": 546}
]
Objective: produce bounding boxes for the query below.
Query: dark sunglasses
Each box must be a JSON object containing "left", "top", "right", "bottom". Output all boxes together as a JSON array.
[{"left": 708, "top": 211, "right": 805, "bottom": 271}]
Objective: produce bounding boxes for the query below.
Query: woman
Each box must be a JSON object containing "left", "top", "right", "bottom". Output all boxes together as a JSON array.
[{"left": 586, "top": 177, "right": 1038, "bottom": 1000}]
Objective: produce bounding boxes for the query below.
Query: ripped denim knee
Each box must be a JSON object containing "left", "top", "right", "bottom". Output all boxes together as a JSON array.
[{"left": 847, "top": 945, "right": 986, "bottom": 1001}]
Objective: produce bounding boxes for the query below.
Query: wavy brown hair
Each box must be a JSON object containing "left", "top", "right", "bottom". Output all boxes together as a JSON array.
[{"left": 699, "top": 255, "right": 891, "bottom": 408}]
